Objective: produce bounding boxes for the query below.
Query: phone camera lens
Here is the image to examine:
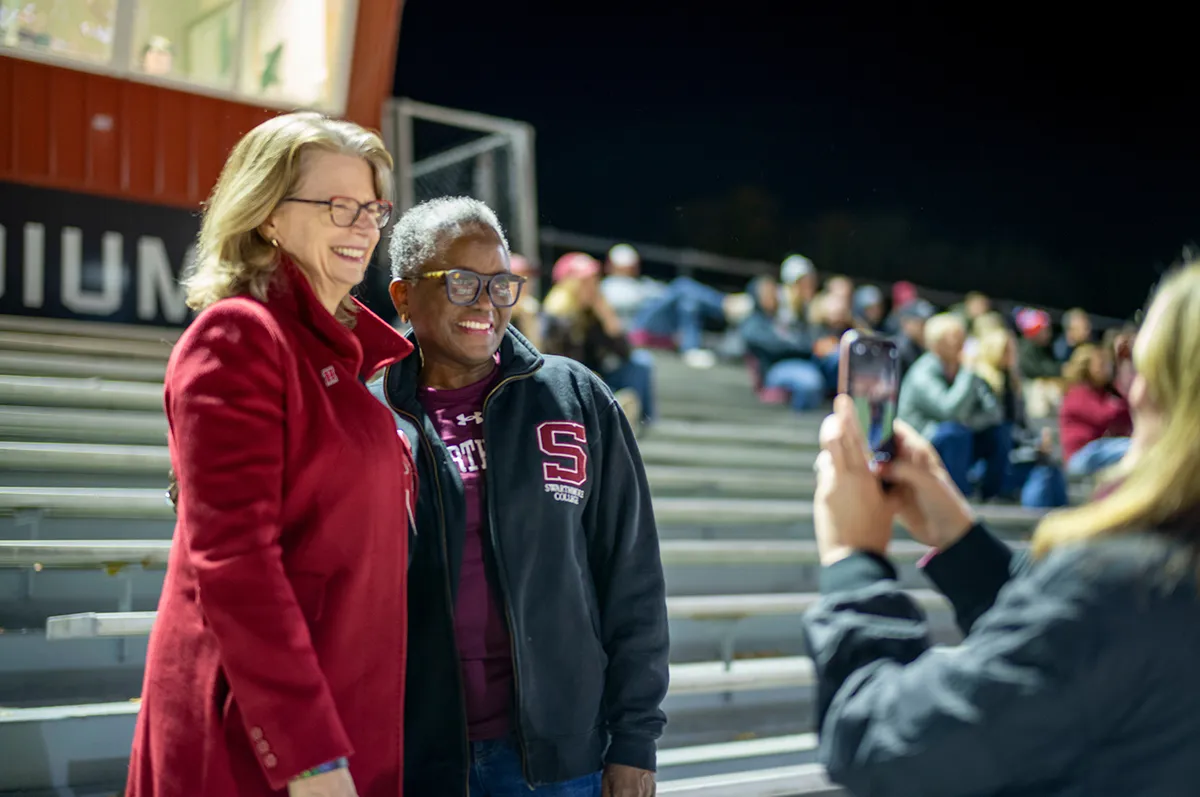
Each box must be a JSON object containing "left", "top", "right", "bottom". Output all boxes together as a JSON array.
[
  {"left": 854, "top": 343, "right": 866, "bottom": 355},
  {"left": 889, "top": 348, "right": 898, "bottom": 358}
]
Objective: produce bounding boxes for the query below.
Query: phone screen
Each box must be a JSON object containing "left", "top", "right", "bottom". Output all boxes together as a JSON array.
[{"left": 844, "top": 336, "right": 901, "bottom": 463}]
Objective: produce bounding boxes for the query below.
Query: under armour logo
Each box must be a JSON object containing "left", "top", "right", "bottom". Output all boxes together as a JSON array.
[
  {"left": 320, "top": 366, "right": 338, "bottom": 387},
  {"left": 456, "top": 412, "right": 484, "bottom": 426}
]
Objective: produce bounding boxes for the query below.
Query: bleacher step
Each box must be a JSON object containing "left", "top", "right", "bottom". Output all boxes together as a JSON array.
[{"left": 0, "top": 376, "right": 164, "bottom": 412}]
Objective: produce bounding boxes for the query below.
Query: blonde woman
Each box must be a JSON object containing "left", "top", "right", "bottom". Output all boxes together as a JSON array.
[
  {"left": 542, "top": 252, "right": 655, "bottom": 424},
  {"left": 972, "top": 327, "right": 1067, "bottom": 508},
  {"left": 805, "top": 261, "right": 1200, "bottom": 795},
  {"left": 127, "top": 113, "right": 417, "bottom": 797}
]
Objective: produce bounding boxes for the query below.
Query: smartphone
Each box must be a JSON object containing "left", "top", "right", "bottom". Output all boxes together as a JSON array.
[{"left": 837, "top": 330, "right": 901, "bottom": 464}]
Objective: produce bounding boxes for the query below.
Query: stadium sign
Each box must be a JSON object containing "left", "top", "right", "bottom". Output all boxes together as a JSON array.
[{"left": 0, "top": 181, "right": 198, "bottom": 326}]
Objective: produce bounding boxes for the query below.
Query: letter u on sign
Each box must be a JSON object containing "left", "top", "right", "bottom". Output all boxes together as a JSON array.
[{"left": 537, "top": 421, "right": 588, "bottom": 487}]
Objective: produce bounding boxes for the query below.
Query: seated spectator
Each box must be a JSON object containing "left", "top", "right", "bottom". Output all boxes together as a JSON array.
[
  {"left": 598, "top": 243, "right": 666, "bottom": 332},
  {"left": 1015, "top": 307, "right": 1064, "bottom": 418},
  {"left": 964, "top": 310, "right": 1008, "bottom": 362},
  {"left": 543, "top": 252, "right": 655, "bottom": 426},
  {"left": 809, "top": 291, "right": 855, "bottom": 389},
  {"left": 808, "top": 274, "right": 854, "bottom": 324},
  {"left": 600, "top": 242, "right": 753, "bottom": 369},
  {"left": 881, "top": 280, "right": 921, "bottom": 334},
  {"left": 853, "top": 284, "right": 887, "bottom": 331},
  {"left": 891, "top": 298, "right": 935, "bottom": 377},
  {"left": 956, "top": 290, "right": 992, "bottom": 323},
  {"left": 1059, "top": 342, "right": 1132, "bottom": 477},
  {"left": 739, "top": 256, "right": 826, "bottom": 411},
  {"left": 507, "top": 253, "right": 544, "bottom": 350},
  {"left": 897, "top": 313, "right": 1009, "bottom": 499},
  {"left": 1054, "top": 306, "right": 1094, "bottom": 362},
  {"left": 971, "top": 327, "right": 1068, "bottom": 508},
  {"left": 892, "top": 280, "right": 918, "bottom": 310}
]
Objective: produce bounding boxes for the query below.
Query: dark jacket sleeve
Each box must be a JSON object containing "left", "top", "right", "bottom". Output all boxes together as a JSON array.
[
  {"left": 920, "top": 524, "right": 1031, "bottom": 634},
  {"left": 584, "top": 396, "right": 670, "bottom": 772},
  {"left": 802, "top": 541, "right": 1109, "bottom": 797}
]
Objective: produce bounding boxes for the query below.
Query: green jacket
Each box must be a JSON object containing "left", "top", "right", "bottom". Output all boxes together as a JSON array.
[{"left": 897, "top": 351, "right": 1003, "bottom": 438}]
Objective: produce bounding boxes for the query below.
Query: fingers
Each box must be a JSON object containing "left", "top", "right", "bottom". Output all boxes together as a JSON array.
[
  {"left": 818, "top": 411, "right": 848, "bottom": 472},
  {"left": 891, "top": 418, "right": 939, "bottom": 469},
  {"left": 834, "top": 394, "right": 870, "bottom": 471},
  {"left": 881, "top": 458, "right": 927, "bottom": 489}
]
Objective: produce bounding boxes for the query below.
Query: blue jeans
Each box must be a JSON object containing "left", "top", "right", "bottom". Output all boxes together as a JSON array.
[
  {"left": 603, "top": 348, "right": 656, "bottom": 423},
  {"left": 632, "top": 277, "right": 728, "bottom": 352},
  {"left": 1067, "top": 437, "right": 1131, "bottom": 477},
  {"left": 816, "top": 351, "right": 839, "bottom": 392},
  {"left": 469, "top": 736, "right": 601, "bottom": 797},
  {"left": 764, "top": 358, "right": 826, "bottom": 411},
  {"left": 1006, "top": 461, "right": 1069, "bottom": 508},
  {"left": 930, "top": 421, "right": 1012, "bottom": 501}
]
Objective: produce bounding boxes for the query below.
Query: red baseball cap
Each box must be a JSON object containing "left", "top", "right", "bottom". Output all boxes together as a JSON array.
[
  {"left": 1015, "top": 308, "right": 1051, "bottom": 339},
  {"left": 892, "top": 281, "right": 918, "bottom": 308},
  {"left": 551, "top": 252, "right": 602, "bottom": 283}
]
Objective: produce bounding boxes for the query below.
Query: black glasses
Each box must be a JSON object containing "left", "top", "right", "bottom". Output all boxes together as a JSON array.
[
  {"left": 418, "top": 269, "right": 526, "bottom": 308},
  {"left": 282, "top": 196, "right": 393, "bottom": 229}
]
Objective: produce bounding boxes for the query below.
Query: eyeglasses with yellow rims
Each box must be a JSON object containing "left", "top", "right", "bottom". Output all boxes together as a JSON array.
[
  {"left": 282, "top": 196, "right": 394, "bottom": 229},
  {"left": 415, "top": 269, "right": 527, "bottom": 308}
]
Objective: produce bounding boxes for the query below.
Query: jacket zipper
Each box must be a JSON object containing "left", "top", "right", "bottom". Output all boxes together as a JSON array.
[
  {"left": 481, "top": 368, "right": 539, "bottom": 787},
  {"left": 383, "top": 370, "right": 472, "bottom": 797}
]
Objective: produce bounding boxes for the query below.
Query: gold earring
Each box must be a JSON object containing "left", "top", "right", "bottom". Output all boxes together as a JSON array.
[
  {"left": 399, "top": 311, "right": 409, "bottom": 323},
  {"left": 270, "top": 238, "right": 279, "bottom": 248}
]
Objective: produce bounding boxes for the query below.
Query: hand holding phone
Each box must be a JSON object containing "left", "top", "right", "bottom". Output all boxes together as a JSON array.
[{"left": 837, "top": 330, "right": 901, "bottom": 465}]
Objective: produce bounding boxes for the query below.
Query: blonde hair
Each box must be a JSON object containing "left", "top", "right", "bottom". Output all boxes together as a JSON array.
[
  {"left": 1033, "top": 262, "right": 1200, "bottom": 556},
  {"left": 185, "top": 112, "right": 394, "bottom": 324},
  {"left": 1062, "top": 342, "right": 1102, "bottom": 385},
  {"left": 542, "top": 276, "right": 588, "bottom": 320},
  {"left": 924, "top": 313, "right": 966, "bottom": 349},
  {"left": 971, "top": 327, "right": 1014, "bottom": 396}
]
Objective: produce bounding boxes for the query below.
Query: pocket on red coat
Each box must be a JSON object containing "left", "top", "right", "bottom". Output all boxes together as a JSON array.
[{"left": 289, "top": 573, "right": 327, "bottom": 623}]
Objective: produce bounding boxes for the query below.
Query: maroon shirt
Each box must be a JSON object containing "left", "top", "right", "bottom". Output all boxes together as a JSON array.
[
  {"left": 1058, "top": 383, "right": 1133, "bottom": 463},
  {"left": 418, "top": 368, "right": 514, "bottom": 740}
]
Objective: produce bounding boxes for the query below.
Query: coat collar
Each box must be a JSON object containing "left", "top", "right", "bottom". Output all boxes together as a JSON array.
[
  {"left": 269, "top": 255, "right": 414, "bottom": 380},
  {"left": 384, "top": 325, "right": 543, "bottom": 408}
]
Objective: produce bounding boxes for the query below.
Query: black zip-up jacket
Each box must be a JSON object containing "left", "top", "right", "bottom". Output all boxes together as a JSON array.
[
  {"left": 802, "top": 523, "right": 1200, "bottom": 796},
  {"left": 369, "top": 328, "right": 669, "bottom": 794}
]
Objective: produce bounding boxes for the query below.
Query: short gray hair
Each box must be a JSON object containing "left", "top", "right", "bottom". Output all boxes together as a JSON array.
[{"left": 388, "top": 196, "right": 510, "bottom": 280}]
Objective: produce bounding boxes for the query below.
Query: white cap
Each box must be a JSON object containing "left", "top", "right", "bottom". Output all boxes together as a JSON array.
[
  {"left": 780, "top": 254, "right": 814, "bottom": 285},
  {"left": 608, "top": 243, "right": 640, "bottom": 268}
]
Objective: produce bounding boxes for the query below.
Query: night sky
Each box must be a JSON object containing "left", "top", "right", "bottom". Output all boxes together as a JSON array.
[{"left": 393, "top": 3, "right": 1197, "bottom": 318}]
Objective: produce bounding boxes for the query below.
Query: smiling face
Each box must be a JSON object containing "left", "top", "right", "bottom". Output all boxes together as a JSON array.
[
  {"left": 391, "top": 225, "right": 513, "bottom": 383},
  {"left": 261, "top": 150, "right": 382, "bottom": 311}
]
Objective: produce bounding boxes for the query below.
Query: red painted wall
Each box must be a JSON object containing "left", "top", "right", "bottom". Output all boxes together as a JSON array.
[{"left": 0, "top": 0, "right": 405, "bottom": 210}]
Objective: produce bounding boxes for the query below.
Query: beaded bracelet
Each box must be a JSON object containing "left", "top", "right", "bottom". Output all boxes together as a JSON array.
[{"left": 294, "top": 757, "right": 349, "bottom": 780}]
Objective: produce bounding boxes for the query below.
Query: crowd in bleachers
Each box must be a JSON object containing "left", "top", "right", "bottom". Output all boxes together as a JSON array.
[{"left": 514, "top": 244, "right": 1134, "bottom": 510}]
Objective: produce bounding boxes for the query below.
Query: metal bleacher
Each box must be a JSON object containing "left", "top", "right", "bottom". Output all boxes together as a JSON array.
[{"left": 0, "top": 315, "right": 1049, "bottom": 795}]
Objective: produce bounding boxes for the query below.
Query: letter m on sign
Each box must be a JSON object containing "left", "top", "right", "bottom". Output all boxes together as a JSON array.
[{"left": 537, "top": 421, "right": 588, "bottom": 487}]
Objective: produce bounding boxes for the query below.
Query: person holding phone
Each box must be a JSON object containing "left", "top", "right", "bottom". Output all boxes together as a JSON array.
[
  {"left": 128, "top": 113, "right": 417, "bottom": 797},
  {"left": 801, "top": 261, "right": 1200, "bottom": 796}
]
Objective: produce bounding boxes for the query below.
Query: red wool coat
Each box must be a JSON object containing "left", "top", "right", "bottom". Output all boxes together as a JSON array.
[{"left": 126, "top": 261, "right": 416, "bottom": 797}]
